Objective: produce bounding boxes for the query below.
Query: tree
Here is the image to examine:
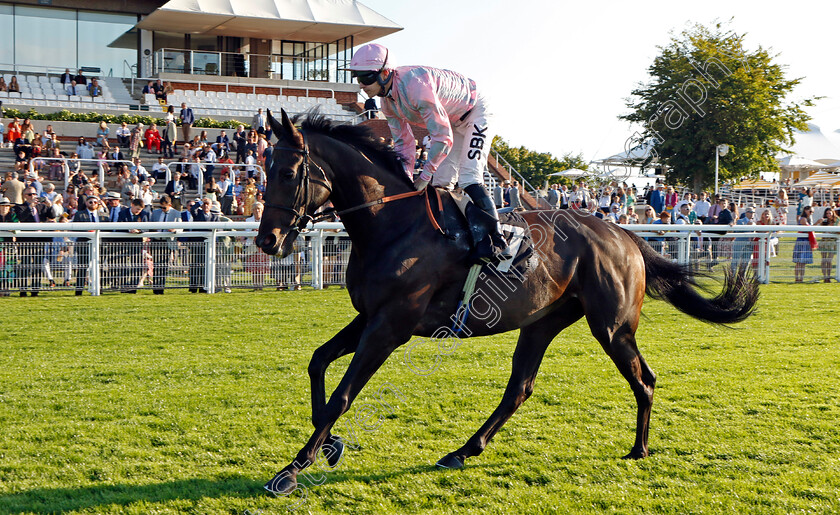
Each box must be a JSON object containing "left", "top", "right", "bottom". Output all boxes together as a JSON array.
[
  {"left": 621, "top": 21, "right": 814, "bottom": 192},
  {"left": 491, "top": 136, "right": 588, "bottom": 186}
]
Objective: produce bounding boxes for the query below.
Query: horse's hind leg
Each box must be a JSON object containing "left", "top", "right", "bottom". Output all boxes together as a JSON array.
[
  {"left": 437, "top": 303, "right": 583, "bottom": 469},
  {"left": 585, "top": 310, "right": 656, "bottom": 459}
]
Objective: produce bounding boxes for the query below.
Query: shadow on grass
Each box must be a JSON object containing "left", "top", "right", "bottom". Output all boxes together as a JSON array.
[
  {"left": 0, "top": 475, "right": 266, "bottom": 514},
  {"left": 0, "top": 464, "right": 468, "bottom": 514},
  {"left": 1, "top": 460, "right": 513, "bottom": 514}
]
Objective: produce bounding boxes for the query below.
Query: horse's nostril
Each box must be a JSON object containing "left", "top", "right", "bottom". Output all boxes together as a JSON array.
[{"left": 256, "top": 234, "right": 276, "bottom": 250}]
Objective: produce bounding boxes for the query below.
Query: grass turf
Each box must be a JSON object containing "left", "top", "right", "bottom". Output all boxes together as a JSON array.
[{"left": 0, "top": 284, "right": 838, "bottom": 514}]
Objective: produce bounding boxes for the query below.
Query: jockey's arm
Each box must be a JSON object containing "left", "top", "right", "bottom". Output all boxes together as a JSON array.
[{"left": 414, "top": 98, "right": 453, "bottom": 182}]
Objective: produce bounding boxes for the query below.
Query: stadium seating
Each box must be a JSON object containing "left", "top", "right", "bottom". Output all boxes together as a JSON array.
[
  {"left": 2, "top": 71, "right": 353, "bottom": 120},
  {"left": 1, "top": 72, "right": 122, "bottom": 110},
  {"left": 154, "top": 88, "right": 351, "bottom": 121}
]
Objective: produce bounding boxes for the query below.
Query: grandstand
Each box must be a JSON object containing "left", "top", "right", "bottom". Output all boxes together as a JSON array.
[
  {"left": 0, "top": 1, "right": 402, "bottom": 120},
  {"left": 0, "top": 1, "right": 540, "bottom": 207}
]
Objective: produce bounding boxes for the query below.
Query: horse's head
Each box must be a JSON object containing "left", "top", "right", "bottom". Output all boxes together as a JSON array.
[{"left": 255, "top": 109, "right": 332, "bottom": 256}]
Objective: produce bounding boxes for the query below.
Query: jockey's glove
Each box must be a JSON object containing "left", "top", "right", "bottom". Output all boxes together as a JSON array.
[{"left": 414, "top": 170, "right": 433, "bottom": 191}]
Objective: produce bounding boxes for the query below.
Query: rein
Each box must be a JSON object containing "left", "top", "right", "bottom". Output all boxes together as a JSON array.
[{"left": 264, "top": 130, "right": 445, "bottom": 235}]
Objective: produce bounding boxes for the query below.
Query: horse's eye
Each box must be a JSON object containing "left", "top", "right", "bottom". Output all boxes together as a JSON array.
[{"left": 280, "top": 168, "right": 295, "bottom": 180}]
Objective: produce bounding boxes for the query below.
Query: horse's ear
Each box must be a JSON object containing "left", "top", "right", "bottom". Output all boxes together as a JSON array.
[{"left": 270, "top": 108, "right": 303, "bottom": 149}]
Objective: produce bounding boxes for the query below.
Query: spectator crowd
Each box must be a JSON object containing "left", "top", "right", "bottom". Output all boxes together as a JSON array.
[{"left": 0, "top": 107, "right": 308, "bottom": 296}]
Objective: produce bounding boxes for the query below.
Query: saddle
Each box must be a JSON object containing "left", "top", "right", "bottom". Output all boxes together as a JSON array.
[
  {"left": 431, "top": 188, "right": 538, "bottom": 335},
  {"left": 434, "top": 188, "right": 536, "bottom": 275}
]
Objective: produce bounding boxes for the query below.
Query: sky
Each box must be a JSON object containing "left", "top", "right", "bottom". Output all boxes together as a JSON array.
[{"left": 358, "top": 0, "right": 840, "bottom": 164}]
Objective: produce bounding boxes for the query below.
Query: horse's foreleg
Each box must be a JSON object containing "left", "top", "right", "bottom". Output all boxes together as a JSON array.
[
  {"left": 266, "top": 315, "right": 411, "bottom": 495},
  {"left": 437, "top": 306, "right": 582, "bottom": 469},
  {"left": 307, "top": 315, "right": 366, "bottom": 467},
  {"left": 309, "top": 316, "right": 366, "bottom": 417}
]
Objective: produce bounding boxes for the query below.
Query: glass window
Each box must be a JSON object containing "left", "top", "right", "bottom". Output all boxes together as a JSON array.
[
  {"left": 14, "top": 5, "right": 76, "bottom": 72},
  {"left": 0, "top": 4, "right": 13, "bottom": 66},
  {"left": 154, "top": 32, "right": 188, "bottom": 74},
  {"left": 78, "top": 11, "right": 137, "bottom": 77}
]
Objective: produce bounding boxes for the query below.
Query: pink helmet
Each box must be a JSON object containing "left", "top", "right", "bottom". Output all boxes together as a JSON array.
[{"left": 348, "top": 43, "right": 390, "bottom": 71}]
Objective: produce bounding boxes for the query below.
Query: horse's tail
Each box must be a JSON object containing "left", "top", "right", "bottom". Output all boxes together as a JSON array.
[{"left": 624, "top": 229, "right": 759, "bottom": 325}]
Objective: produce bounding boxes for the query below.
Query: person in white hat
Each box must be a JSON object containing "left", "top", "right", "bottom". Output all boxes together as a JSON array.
[
  {"left": 0, "top": 196, "right": 16, "bottom": 220},
  {"left": 347, "top": 43, "right": 511, "bottom": 259}
]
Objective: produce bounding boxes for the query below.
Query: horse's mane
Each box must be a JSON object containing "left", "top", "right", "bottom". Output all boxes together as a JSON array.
[{"left": 293, "top": 112, "right": 414, "bottom": 188}]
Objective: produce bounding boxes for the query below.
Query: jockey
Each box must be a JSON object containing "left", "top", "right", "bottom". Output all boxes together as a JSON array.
[{"left": 348, "top": 43, "right": 512, "bottom": 259}]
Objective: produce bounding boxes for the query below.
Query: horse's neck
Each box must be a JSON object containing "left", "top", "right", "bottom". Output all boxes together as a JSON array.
[{"left": 326, "top": 152, "right": 423, "bottom": 250}]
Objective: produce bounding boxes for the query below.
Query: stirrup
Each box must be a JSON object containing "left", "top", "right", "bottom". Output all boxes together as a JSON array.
[{"left": 492, "top": 233, "right": 514, "bottom": 260}]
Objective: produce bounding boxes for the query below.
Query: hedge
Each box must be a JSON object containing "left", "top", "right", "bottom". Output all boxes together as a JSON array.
[{"left": 1, "top": 108, "right": 249, "bottom": 129}]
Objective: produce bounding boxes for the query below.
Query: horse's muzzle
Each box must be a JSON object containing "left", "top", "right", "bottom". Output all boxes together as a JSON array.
[
  {"left": 256, "top": 228, "right": 299, "bottom": 257},
  {"left": 255, "top": 232, "right": 279, "bottom": 255}
]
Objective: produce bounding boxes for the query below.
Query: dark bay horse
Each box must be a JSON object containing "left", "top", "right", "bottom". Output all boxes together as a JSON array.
[{"left": 255, "top": 110, "right": 758, "bottom": 495}]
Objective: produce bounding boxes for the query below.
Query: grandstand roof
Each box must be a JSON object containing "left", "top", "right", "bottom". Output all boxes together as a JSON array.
[{"left": 136, "top": 0, "right": 402, "bottom": 44}]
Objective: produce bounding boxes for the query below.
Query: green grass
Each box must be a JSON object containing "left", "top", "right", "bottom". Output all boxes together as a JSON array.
[{"left": 0, "top": 285, "right": 838, "bottom": 514}]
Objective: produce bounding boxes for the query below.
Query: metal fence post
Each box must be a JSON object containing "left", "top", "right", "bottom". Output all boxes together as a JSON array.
[
  {"left": 677, "top": 230, "right": 690, "bottom": 265},
  {"left": 91, "top": 230, "right": 101, "bottom": 296},
  {"left": 835, "top": 235, "right": 840, "bottom": 284},
  {"left": 757, "top": 233, "right": 769, "bottom": 284},
  {"left": 206, "top": 231, "right": 217, "bottom": 293},
  {"left": 311, "top": 230, "right": 323, "bottom": 290}
]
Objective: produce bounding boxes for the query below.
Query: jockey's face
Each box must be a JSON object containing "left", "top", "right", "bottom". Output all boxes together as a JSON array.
[
  {"left": 359, "top": 69, "right": 392, "bottom": 98},
  {"left": 361, "top": 77, "right": 382, "bottom": 97}
]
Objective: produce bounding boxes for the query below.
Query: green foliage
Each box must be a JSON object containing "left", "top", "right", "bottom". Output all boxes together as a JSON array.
[
  {"left": 0, "top": 108, "right": 247, "bottom": 129},
  {"left": 0, "top": 285, "right": 838, "bottom": 513},
  {"left": 492, "top": 136, "right": 588, "bottom": 187},
  {"left": 621, "top": 21, "right": 814, "bottom": 191}
]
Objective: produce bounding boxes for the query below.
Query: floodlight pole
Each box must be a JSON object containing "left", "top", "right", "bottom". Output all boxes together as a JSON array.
[{"left": 714, "top": 144, "right": 729, "bottom": 196}]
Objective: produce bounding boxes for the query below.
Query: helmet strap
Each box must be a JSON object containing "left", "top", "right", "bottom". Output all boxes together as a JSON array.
[{"left": 376, "top": 69, "right": 392, "bottom": 97}]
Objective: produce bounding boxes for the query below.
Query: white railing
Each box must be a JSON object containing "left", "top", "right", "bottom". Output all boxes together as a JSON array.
[
  {"left": 0, "top": 222, "right": 838, "bottom": 295},
  {"left": 154, "top": 48, "right": 353, "bottom": 84},
  {"left": 0, "top": 221, "right": 348, "bottom": 295},
  {"left": 623, "top": 224, "right": 838, "bottom": 284},
  {"left": 163, "top": 161, "right": 264, "bottom": 194},
  {"left": 30, "top": 157, "right": 136, "bottom": 189}
]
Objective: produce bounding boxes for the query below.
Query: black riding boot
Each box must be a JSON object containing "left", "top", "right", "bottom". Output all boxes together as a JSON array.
[{"left": 464, "top": 184, "right": 514, "bottom": 260}]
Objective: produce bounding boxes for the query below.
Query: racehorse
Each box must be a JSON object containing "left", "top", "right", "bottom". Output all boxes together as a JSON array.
[{"left": 255, "top": 110, "right": 759, "bottom": 495}]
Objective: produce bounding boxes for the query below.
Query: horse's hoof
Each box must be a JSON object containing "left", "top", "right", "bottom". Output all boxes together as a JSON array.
[
  {"left": 435, "top": 453, "right": 464, "bottom": 469},
  {"left": 264, "top": 471, "right": 298, "bottom": 496},
  {"left": 622, "top": 447, "right": 649, "bottom": 460},
  {"left": 324, "top": 435, "right": 345, "bottom": 468}
]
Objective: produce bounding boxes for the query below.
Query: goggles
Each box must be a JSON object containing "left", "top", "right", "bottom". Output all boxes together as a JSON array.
[{"left": 352, "top": 70, "right": 381, "bottom": 86}]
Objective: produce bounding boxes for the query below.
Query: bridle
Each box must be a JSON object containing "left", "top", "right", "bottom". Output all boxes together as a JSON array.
[
  {"left": 263, "top": 130, "right": 334, "bottom": 232},
  {"left": 263, "top": 129, "right": 444, "bottom": 234}
]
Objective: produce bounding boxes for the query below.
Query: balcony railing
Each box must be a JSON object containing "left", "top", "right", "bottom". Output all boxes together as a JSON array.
[{"left": 155, "top": 48, "right": 353, "bottom": 84}]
